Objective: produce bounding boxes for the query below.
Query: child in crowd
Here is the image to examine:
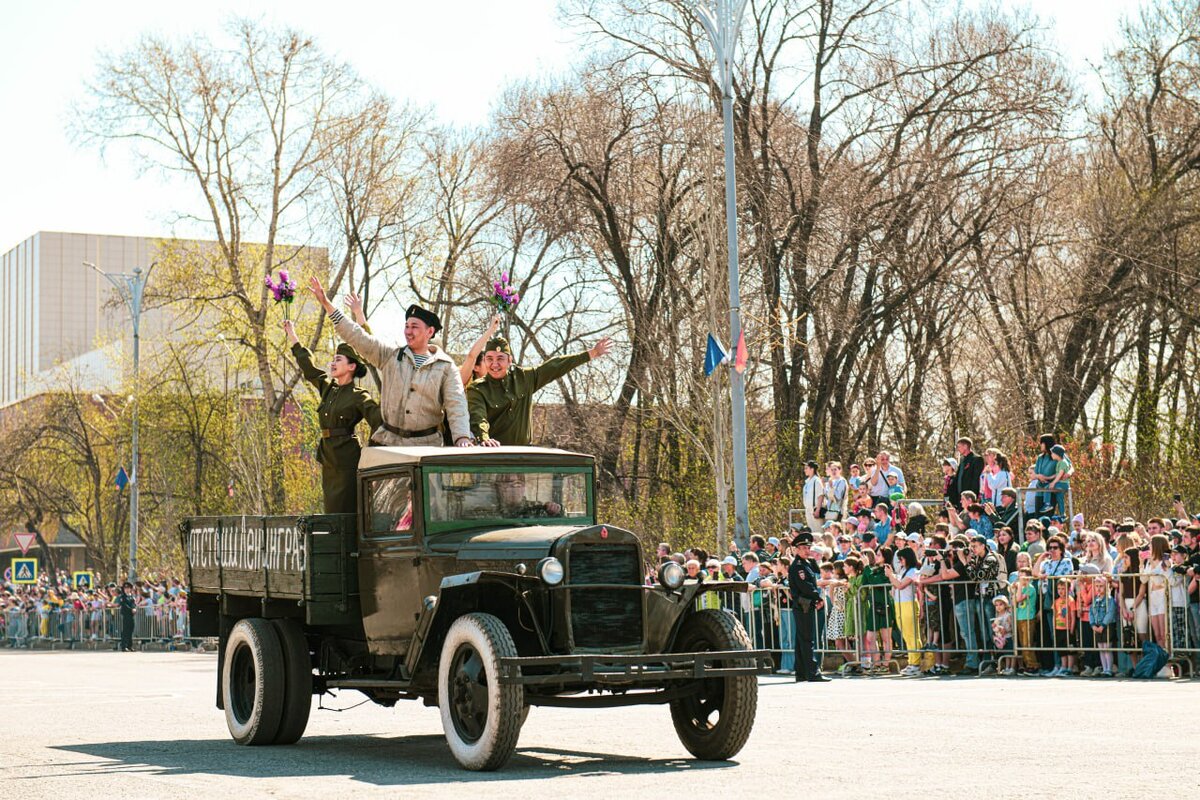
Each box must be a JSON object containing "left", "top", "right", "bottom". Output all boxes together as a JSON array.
[
  {"left": 1014, "top": 568, "right": 1039, "bottom": 673},
  {"left": 851, "top": 484, "right": 873, "bottom": 516},
  {"left": 842, "top": 556, "right": 864, "bottom": 672},
  {"left": 991, "top": 595, "right": 1013, "bottom": 660},
  {"left": 1052, "top": 578, "right": 1077, "bottom": 676},
  {"left": 848, "top": 464, "right": 863, "bottom": 492},
  {"left": 1047, "top": 444, "right": 1073, "bottom": 517},
  {"left": 1075, "top": 567, "right": 1097, "bottom": 675},
  {"left": 826, "top": 562, "right": 850, "bottom": 663},
  {"left": 1089, "top": 574, "right": 1118, "bottom": 677},
  {"left": 1168, "top": 546, "right": 1189, "bottom": 652}
]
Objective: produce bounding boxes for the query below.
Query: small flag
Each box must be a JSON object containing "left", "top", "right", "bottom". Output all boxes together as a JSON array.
[
  {"left": 115, "top": 466, "right": 129, "bottom": 491},
  {"left": 734, "top": 329, "right": 747, "bottom": 374},
  {"left": 703, "top": 334, "right": 729, "bottom": 377}
]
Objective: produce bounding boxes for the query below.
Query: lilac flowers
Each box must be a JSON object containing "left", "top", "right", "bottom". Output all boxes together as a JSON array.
[
  {"left": 490, "top": 271, "right": 520, "bottom": 314},
  {"left": 265, "top": 269, "right": 297, "bottom": 319}
]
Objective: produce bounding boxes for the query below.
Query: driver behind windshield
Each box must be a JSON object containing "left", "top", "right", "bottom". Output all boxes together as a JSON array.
[{"left": 494, "top": 473, "right": 562, "bottom": 518}]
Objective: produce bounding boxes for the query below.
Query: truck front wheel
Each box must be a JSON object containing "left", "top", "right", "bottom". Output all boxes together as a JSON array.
[
  {"left": 669, "top": 609, "right": 758, "bottom": 760},
  {"left": 222, "top": 618, "right": 285, "bottom": 746},
  {"left": 437, "top": 613, "right": 525, "bottom": 770}
]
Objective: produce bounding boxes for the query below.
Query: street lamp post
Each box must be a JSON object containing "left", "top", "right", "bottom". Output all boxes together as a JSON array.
[
  {"left": 84, "top": 260, "right": 150, "bottom": 583},
  {"left": 696, "top": 0, "right": 751, "bottom": 550}
]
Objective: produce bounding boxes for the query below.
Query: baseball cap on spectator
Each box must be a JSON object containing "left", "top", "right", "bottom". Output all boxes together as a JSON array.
[
  {"left": 1171, "top": 545, "right": 1189, "bottom": 555},
  {"left": 722, "top": 556, "right": 738, "bottom": 566},
  {"left": 970, "top": 534, "right": 988, "bottom": 546},
  {"left": 767, "top": 536, "right": 781, "bottom": 547},
  {"left": 906, "top": 532, "right": 922, "bottom": 544},
  {"left": 942, "top": 457, "right": 958, "bottom": 470},
  {"left": 1079, "top": 563, "right": 1101, "bottom": 575},
  {"left": 1000, "top": 487, "right": 1017, "bottom": 500}
]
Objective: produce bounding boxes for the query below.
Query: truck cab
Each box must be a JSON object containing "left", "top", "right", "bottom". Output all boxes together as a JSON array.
[{"left": 185, "top": 446, "right": 769, "bottom": 771}]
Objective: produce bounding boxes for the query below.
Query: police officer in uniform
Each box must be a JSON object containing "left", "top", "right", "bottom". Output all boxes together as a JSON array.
[
  {"left": 116, "top": 581, "right": 136, "bottom": 652},
  {"left": 284, "top": 319, "right": 382, "bottom": 514},
  {"left": 787, "top": 531, "right": 830, "bottom": 682}
]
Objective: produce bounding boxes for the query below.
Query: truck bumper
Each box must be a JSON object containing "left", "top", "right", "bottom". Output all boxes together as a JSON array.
[{"left": 497, "top": 649, "right": 774, "bottom": 686}]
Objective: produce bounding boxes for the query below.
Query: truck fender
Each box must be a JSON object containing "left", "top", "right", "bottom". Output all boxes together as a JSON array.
[{"left": 403, "top": 571, "right": 545, "bottom": 691}]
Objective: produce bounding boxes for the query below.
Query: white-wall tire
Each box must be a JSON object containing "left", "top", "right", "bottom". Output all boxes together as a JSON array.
[{"left": 437, "top": 613, "right": 525, "bottom": 770}]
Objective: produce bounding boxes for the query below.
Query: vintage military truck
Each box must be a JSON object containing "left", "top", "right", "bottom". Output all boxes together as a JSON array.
[{"left": 184, "top": 445, "right": 769, "bottom": 771}]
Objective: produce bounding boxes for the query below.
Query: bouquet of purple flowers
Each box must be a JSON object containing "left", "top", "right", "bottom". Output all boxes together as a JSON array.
[
  {"left": 265, "top": 269, "right": 297, "bottom": 319},
  {"left": 490, "top": 272, "right": 520, "bottom": 314}
]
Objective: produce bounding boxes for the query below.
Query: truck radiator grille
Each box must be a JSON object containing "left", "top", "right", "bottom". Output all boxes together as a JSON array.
[{"left": 567, "top": 544, "right": 643, "bottom": 651}]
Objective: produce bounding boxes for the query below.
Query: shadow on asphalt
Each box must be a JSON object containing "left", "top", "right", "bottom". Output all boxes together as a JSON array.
[{"left": 51, "top": 733, "right": 735, "bottom": 784}]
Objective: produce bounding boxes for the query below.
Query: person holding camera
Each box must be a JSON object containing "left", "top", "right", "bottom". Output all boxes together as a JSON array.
[{"left": 940, "top": 538, "right": 986, "bottom": 673}]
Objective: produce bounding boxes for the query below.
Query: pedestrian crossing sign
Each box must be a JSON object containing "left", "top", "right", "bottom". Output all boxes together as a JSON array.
[
  {"left": 12, "top": 558, "right": 38, "bottom": 584},
  {"left": 73, "top": 571, "right": 94, "bottom": 589}
]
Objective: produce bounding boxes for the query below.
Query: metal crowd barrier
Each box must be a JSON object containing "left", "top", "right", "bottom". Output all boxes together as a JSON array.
[
  {"left": 1, "top": 604, "right": 191, "bottom": 648},
  {"left": 698, "top": 568, "right": 1200, "bottom": 678}
]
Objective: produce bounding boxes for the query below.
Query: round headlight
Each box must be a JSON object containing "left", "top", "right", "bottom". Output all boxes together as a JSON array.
[
  {"left": 537, "top": 557, "right": 565, "bottom": 586},
  {"left": 658, "top": 560, "right": 685, "bottom": 590}
]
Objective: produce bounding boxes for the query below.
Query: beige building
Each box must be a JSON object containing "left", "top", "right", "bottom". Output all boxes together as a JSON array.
[
  {"left": 0, "top": 232, "right": 172, "bottom": 407},
  {"left": 0, "top": 231, "right": 328, "bottom": 408}
]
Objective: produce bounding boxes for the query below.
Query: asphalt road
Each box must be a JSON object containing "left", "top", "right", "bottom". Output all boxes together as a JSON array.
[{"left": 1, "top": 650, "right": 1196, "bottom": 799}]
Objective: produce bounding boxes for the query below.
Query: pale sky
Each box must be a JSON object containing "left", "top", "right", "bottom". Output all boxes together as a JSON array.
[{"left": 0, "top": 0, "right": 1140, "bottom": 254}]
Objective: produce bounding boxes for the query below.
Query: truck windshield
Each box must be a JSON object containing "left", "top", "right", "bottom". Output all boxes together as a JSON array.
[{"left": 425, "top": 468, "right": 591, "bottom": 528}]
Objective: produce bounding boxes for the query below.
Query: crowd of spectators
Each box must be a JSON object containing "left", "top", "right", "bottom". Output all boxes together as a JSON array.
[
  {"left": 650, "top": 436, "right": 1200, "bottom": 679},
  {"left": 1, "top": 569, "right": 190, "bottom": 647}
]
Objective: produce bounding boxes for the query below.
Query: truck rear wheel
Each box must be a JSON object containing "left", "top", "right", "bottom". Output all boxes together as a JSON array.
[
  {"left": 222, "top": 618, "right": 285, "bottom": 746},
  {"left": 437, "top": 613, "right": 525, "bottom": 770},
  {"left": 271, "top": 618, "right": 313, "bottom": 745},
  {"left": 669, "top": 609, "right": 758, "bottom": 760}
]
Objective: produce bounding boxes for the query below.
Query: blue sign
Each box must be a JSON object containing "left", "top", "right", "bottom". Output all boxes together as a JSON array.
[
  {"left": 12, "top": 558, "right": 38, "bottom": 585},
  {"left": 115, "top": 466, "right": 129, "bottom": 490}
]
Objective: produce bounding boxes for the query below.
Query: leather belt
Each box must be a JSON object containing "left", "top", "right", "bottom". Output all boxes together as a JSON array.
[
  {"left": 381, "top": 421, "right": 439, "bottom": 439},
  {"left": 321, "top": 427, "right": 354, "bottom": 438}
]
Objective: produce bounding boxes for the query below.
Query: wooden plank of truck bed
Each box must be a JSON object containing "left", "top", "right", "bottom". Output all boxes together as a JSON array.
[{"left": 185, "top": 515, "right": 359, "bottom": 604}]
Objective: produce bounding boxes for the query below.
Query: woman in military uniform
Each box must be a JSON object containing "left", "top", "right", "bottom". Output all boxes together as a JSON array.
[{"left": 283, "top": 319, "right": 382, "bottom": 514}]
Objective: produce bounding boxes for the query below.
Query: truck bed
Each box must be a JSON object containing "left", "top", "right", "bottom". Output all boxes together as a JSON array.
[{"left": 183, "top": 514, "right": 360, "bottom": 626}]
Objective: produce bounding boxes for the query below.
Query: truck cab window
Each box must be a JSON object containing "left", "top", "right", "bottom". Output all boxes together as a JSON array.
[{"left": 367, "top": 474, "right": 413, "bottom": 535}]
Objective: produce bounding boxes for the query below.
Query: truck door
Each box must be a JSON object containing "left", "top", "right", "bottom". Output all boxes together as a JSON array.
[{"left": 358, "top": 469, "right": 423, "bottom": 654}]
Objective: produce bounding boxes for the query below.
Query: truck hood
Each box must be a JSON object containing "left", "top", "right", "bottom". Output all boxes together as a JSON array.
[{"left": 428, "top": 525, "right": 581, "bottom": 560}]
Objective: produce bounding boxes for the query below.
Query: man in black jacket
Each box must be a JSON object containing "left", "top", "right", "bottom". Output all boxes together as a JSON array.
[
  {"left": 787, "top": 531, "right": 829, "bottom": 682},
  {"left": 955, "top": 437, "right": 984, "bottom": 508},
  {"left": 986, "top": 487, "right": 1021, "bottom": 534}
]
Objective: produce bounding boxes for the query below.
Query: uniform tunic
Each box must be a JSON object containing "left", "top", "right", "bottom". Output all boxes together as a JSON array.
[
  {"left": 329, "top": 310, "right": 470, "bottom": 446},
  {"left": 292, "top": 343, "right": 383, "bottom": 514},
  {"left": 465, "top": 351, "right": 591, "bottom": 445}
]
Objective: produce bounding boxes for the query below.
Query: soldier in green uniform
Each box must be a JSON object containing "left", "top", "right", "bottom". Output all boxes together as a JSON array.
[
  {"left": 467, "top": 334, "right": 613, "bottom": 446},
  {"left": 283, "top": 319, "right": 383, "bottom": 513}
]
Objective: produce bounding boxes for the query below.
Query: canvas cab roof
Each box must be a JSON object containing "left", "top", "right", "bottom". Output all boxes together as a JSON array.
[{"left": 357, "top": 445, "right": 594, "bottom": 471}]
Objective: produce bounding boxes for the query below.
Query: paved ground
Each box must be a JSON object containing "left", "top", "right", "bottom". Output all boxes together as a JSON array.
[{"left": 1, "top": 650, "right": 1196, "bottom": 799}]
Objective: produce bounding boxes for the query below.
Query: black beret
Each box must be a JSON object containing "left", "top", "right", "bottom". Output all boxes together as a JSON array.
[
  {"left": 335, "top": 343, "right": 368, "bottom": 379},
  {"left": 406, "top": 304, "right": 441, "bottom": 331},
  {"left": 792, "top": 531, "right": 814, "bottom": 545}
]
